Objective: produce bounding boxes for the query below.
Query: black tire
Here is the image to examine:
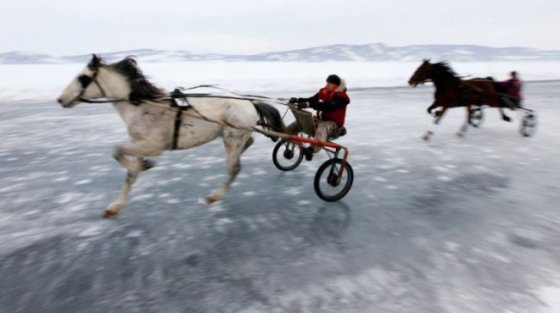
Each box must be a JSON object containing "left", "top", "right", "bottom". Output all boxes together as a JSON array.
[
  {"left": 272, "top": 140, "right": 303, "bottom": 171},
  {"left": 314, "top": 158, "right": 354, "bottom": 202},
  {"left": 520, "top": 113, "right": 537, "bottom": 137},
  {"left": 470, "top": 107, "right": 484, "bottom": 128}
]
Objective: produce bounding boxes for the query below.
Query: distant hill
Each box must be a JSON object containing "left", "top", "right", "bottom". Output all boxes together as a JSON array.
[{"left": 2, "top": 43, "right": 560, "bottom": 64}]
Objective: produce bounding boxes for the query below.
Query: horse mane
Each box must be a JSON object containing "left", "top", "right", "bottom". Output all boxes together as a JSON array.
[
  {"left": 109, "top": 57, "right": 165, "bottom": 104},
  {"left": 431, "top": 61, "right": 461, "bottom": 82}
]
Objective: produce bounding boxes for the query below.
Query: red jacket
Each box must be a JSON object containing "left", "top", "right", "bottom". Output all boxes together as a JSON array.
[
  {"left": 307, "top": 87, "right": 350, "bottom": 127},
  {"left": 504, "top": 78, "right": 522, "bottom": 100}
]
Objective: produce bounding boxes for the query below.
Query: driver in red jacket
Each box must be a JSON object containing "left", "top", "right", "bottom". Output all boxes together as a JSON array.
[{"left": 288, "top": 74, "right": 350, "bottom": 160}]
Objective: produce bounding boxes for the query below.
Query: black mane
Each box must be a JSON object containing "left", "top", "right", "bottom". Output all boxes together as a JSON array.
[
  {"left": 109, "top": 57, "right": 165, "bottom": 104},
  {"left": 431, "top": 61, "right": 461, "bottom": 82}
]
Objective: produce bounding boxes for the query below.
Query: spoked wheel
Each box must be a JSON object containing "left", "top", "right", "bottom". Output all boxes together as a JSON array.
[
  {"left": 520, "top": 112, "right": 537, "bottom": 137},
  {"left": 272, "top": 140, "right": 303, "bottom": 171},
  {"left": 314, "top": 158, "right": 354, "bottom": 202},
  {"left": 469, "top": 107, "right": 484, "bottom": 128}
]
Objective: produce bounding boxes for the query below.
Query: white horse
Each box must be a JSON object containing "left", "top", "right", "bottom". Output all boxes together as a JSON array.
[{"left": 57, "top": 55, "right": 285, "bottom": 218}]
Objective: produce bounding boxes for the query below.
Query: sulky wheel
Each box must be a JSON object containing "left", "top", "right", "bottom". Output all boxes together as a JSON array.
[
  {"left": 272, "top": 140, "right": 303, "bottom": 171},
  {"left": 469, "top": 107, "right": 484, "bottom": 128},
  {"left": 313, "top": 158, "right": 354, "bottom": 202},
  {"left": 520, "top": 113, "right": 537, "bottom": 137}
]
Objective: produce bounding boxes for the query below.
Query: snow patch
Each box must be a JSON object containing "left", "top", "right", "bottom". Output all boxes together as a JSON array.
[
  {"left": 78, "top": 224, "right": 105, "bottom": 237},
  {"left": 165, "top": 198, "right": 180, "bottom": 204},
  {"left": 537, "top": 286, "right": 560, "bottom": 313},
  {"left": 55, "top": 192, "right": 83, "bottom": 204},
  {"left": 373, "top": 176, "right": 387, "bottom": 182},
  {"left": 283, "top": 188, "right": 301, "bottom": 196},
  {"left": 126, "top": 230, "right": 143, "bottom": 238},
  {"left": 438, "top": 176, "right": 452, "bottom": 182}
]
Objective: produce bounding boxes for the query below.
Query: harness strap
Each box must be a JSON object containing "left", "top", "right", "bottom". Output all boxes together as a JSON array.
[
  {"left": 172, "top": 109, "right": 183, "bottom": 150},
  {"left": 169, "top": 95, "right": 192, "bottom": 150}
]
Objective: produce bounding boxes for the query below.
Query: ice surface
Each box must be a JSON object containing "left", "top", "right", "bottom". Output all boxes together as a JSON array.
[{"left": 0, "top": 70, "right": 559, "bottom": 312}]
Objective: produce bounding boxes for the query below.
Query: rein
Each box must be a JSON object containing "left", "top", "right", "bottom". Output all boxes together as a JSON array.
[
  {"left": 166, "top": 86, "right": 290, "bottom": 149},
  {"left": 78, "top": 84, "right": 289, "bottom": 105},
  {"left": 77, "top": 84, "right": 291, "bottom": 149}
]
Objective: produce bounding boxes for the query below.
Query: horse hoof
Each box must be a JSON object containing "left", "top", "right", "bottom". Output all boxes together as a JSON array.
[
  {"left": 456, "top": 132, "right": 465, "bottom": 138},
  {"left": 422, "top": 135, "right": 430, "bottom": 141},
  {"left": 205, "top": 192, "right": 225, "bottom": 204},
  {"left": 142, "top": 159, "right": 155, "bottom": 171},
  {"left": 206, "top": 196, "right": 218, "bottom": 204},
  {"left": 103, "top": 210, "right": 118, "bottom": 218},
  {"left": 105, "top": 202, "right": 123, "bottom": 217},
  {"left": 502, "top": 116, "right": 512, "bottom": 122}
]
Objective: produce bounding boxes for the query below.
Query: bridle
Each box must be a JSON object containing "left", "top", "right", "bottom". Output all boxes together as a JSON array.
[{"left": 74, "top": 68, "right": 128, "bottom": 104}]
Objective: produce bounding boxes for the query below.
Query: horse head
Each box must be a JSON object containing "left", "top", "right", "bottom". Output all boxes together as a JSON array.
[
  {"left": 58, "top": 54, "right": 112, "bottom": 107},
  {"left": 57, "top": 54, "right": 163, "bottom": 108},
  {"left": 408, "top": 59, "right": 433, "bottom": 87}
]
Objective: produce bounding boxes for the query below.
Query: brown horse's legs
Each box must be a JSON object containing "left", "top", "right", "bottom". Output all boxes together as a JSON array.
[
  {"left": 426, "top": 102, "right": 439, "bottom": 115},
  {"left": 434, "top": 107, "right": 448, "bottom": 125},
  {"left": 458, "top": 106, "right": 471, "bottom": 137},
  {"left": 423, "top": 106, "right": 449, "bottom": 141},
  {"left": 499, "top": 108, "right": 512, "bottom": 122}
]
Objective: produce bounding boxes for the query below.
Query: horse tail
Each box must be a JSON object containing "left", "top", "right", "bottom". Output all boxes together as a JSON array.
[{"left": 253, "top": 102, "right": 286, "bottom": 134}]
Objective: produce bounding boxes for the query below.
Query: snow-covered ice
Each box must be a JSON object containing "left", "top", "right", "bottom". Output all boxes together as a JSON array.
[
  {"left": 0, "top": 62, "right": 559, "bottom": 312},
  {"left": 1, "top": 61, "right": 559, "bottom": 101}
]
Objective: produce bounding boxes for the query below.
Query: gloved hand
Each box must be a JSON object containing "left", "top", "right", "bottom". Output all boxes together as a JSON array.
[
  {"left": 297, "top": 101, "right": 309, "bottom": 110},
  {"left": 288, "top": 97, "right": 298, "bottom": 104}
]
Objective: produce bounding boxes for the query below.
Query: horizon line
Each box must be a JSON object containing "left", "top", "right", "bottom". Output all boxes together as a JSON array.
[{"left": 2, "top": 42, "right": 559, "bottom": 57}]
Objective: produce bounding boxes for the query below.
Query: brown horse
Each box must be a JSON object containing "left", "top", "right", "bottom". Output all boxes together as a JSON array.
[{"left": 408, "top": 60, "right": 522, "bottom": 140}]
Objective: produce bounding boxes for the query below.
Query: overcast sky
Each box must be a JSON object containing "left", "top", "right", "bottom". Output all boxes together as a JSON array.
[{"left": 1, "top": 0, "right": 559, "bottom": 55}]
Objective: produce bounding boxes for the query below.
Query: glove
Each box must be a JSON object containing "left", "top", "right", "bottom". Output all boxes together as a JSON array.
[
  {"left": 288, "top": 97, "right": 298, "bottom": 104},
  {"left": 297, "top": 101, "right": 309, "bottom": 110}
]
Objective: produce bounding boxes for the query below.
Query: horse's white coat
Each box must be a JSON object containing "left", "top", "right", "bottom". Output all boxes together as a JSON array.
[{"left": 57, "top": 58, "right": 267, "bottom": 217}]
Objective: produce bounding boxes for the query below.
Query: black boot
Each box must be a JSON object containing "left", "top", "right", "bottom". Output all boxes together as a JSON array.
[{"left": 302, "top": 147, "right": 314, "bottom": 161}]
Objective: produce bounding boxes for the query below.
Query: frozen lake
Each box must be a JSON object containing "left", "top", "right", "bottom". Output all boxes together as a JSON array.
[
  {"left": 1, "top": 61, "right": 559, "bottom": 101},
  {"left": 0, "top": 81, "right": 559, "bottom": 312}
]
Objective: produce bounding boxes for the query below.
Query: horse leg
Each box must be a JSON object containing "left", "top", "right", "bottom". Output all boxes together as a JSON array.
[
  {"left": 499, "top": 108, "right": 512, "bottom": 122},
  {"left": 423, "top": 106, "right": 448, "bottom": 141},
  {"left": 426, "top": 102, "right": 439, "bottom": 115},
  {"left": 457, "top": 106, "right": 471, "bottom": 137},
  {"left": 105, "top": 142, "right": 164, "bottom": 218},
  {"left": 113, "top": 141, "right": 164, "bottom": 170},
  {"left": 206, "top": 130, "right": 251, "bottom": 204},
  {"left": 104, "top": 171, "right": 139, "bottom": 218},
  {"left": 242, "top": 136, "right": 254, "bottom": 153}
]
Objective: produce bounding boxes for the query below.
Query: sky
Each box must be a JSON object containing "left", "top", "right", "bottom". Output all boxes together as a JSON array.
[{"left": 1, "top": 0, "right": 559, "bottom": 55}]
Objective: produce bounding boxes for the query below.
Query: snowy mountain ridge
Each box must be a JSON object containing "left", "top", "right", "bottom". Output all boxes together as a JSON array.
[{"left": 2, "top": 43, "right": 560, "bottom": 64}]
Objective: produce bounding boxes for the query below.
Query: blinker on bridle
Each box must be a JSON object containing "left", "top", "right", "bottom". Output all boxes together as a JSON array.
[
  {"left": 74, "top": 69, "right": 109, "bottom": 103},
  {"left": 74, "top": 68, "right": 129, "bottom": 104}
]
